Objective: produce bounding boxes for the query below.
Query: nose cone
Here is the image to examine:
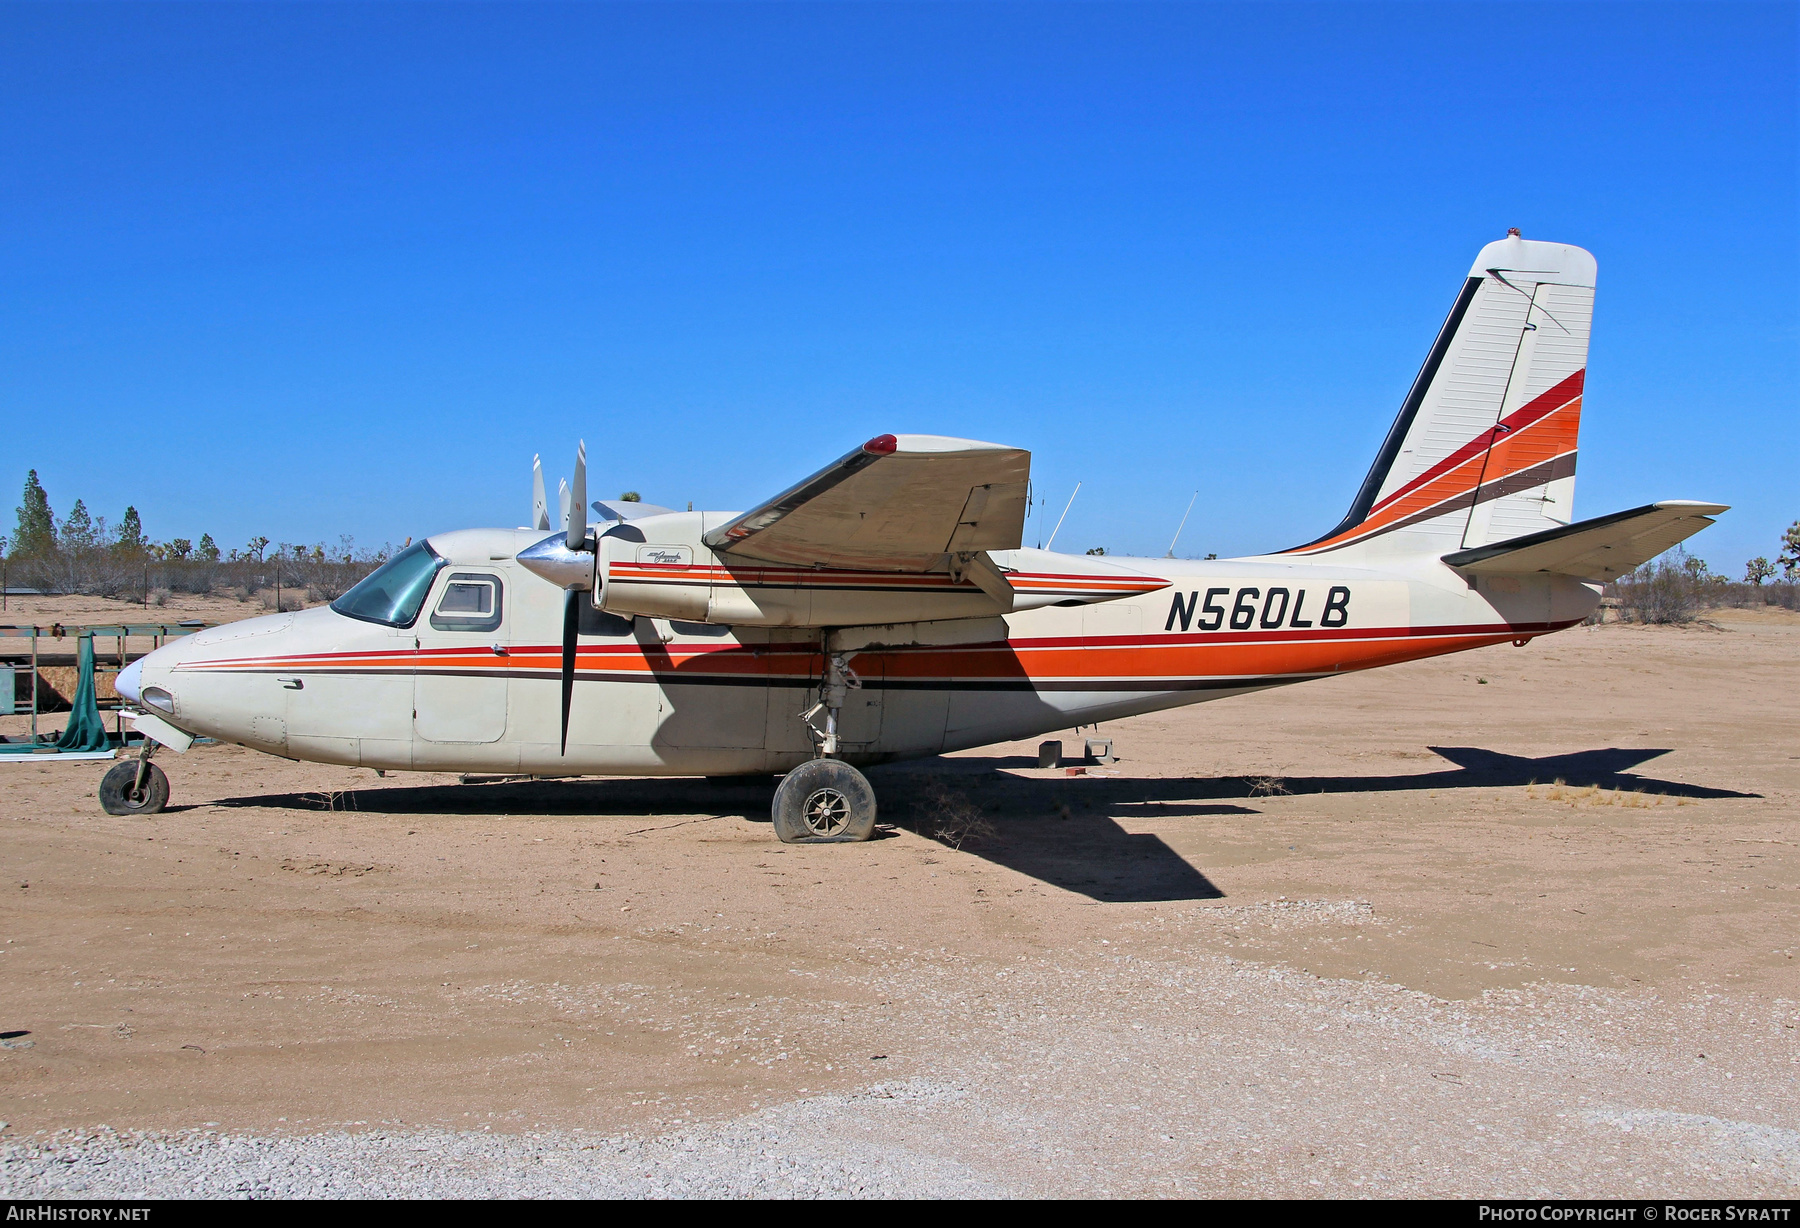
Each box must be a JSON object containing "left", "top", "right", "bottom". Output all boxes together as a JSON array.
[
  {"left": 517, "top": 531, "right": 594, "bottom": 590},
  {"left": 116, "top": 658, "right": 144, "bottom": 704}
]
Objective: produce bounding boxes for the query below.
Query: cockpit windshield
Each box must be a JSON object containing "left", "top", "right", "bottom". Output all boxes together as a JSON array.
[{"left": 330, "top": 541, "right": 445, "bottom": 628}]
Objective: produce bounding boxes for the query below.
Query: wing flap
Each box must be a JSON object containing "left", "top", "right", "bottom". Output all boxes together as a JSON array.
[
  {"left": 704, "top": 434, "right": 1030, "bottom": 571},
  {"left": 1442, "top": 500, "right": 1728, "bottom": 581}
]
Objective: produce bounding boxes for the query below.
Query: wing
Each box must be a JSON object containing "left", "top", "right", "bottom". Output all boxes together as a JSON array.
[
  {"left": 1442, "top": 500, "right": 1728, "bottom": 581},
  {"left": 702, "top": 434, "right": 1031, "bottom": 571}
]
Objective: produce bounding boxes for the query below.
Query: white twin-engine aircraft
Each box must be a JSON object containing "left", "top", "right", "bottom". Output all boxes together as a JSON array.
[{"left": 112, "top": 235, "right": 1724, "bottom": 841}]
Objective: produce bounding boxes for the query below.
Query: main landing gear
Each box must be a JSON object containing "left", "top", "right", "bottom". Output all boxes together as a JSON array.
[
  {"left": 774, "top": 651, "right": 877, "bottom": 843},
  {"left": 100, "top": 743, "right": 169, "bottom": 816}
]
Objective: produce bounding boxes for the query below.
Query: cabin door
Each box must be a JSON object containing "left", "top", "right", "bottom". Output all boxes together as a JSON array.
[{"left": 414, "top": 570, "right": 510, "bottom": 743}]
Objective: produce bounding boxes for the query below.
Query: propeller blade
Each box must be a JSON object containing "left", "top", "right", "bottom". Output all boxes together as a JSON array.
[
  {"left": 532, "top": 455, "right": 550, "bottom": 531},
  {"left": 560, "top": 588, "right": 580, "bottom": 755},
  {"left": 567, "top": 440, "right": 588, "bottom": 550},
  {"left": 558, "top": 480, "right": 570, "bottom": 532}
]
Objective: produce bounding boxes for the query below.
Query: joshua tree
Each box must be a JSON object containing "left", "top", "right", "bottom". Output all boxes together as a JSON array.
[
  {"left": 196, "top": 534, "right": 220, "bottom": 562},
  {"left": 1780, "top": 521, "right": 1800, "bottom": 578},
  {"left": 1745, "top": 557, "right": 1775, "bottom": 586},
  {"left": 245, "top": 535, "right": 270, "bottom": 564}
]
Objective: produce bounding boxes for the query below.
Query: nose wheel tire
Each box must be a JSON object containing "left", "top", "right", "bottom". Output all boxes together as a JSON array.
[
  {"left": 99, "top": 760, "right": 170, "bottom": 816},
  {"left": 771, "top": 758, "right": 876, "bottom": 843}
]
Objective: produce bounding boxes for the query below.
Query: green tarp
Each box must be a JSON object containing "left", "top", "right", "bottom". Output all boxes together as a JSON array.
[{"left": 53, "top": 633, "right": 110, "bottom": 752}]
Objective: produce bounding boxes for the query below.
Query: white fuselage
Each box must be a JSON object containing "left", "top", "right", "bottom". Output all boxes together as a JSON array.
[{"left": 122, "top": 527, "right": 1600, "bottom": 777}]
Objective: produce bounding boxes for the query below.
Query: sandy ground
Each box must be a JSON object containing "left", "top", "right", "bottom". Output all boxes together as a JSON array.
[{"left": 1, "top": 596, "right": 1796, "bottom": 1197}]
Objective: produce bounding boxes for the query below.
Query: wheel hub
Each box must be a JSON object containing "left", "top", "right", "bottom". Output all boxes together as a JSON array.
[{"left": 801, "top": 786, "right": 852, "bottom": 836}]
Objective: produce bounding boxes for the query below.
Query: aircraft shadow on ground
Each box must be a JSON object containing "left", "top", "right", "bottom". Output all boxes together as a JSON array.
[
  {"left": 869, "top": 744, "right": 1759, "bottom": 903},
  {"left": 210, "top": 745, "right": 1754, "bottom": 906},
  {"left": 904, "top": 745, "right": 1756, "bottom": 802},
  {"left": 212, "top": 776, "right": 780, "bottom": 821}
]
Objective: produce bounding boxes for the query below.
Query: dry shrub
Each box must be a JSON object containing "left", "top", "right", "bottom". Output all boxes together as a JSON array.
[
  {"left": 1526, "top": 778, "right": 1668, "bottom": 809},
  {"left": 906, "top": 778, "right": 997, "bottom": 849},
  {"left": 1247, "top": 774, "right": 1292, "bottom": 797}
]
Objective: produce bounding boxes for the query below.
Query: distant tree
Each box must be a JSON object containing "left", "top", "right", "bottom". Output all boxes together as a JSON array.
[
  {"left": 619, "top": 491, "right": 642, "bottom": 502},
  {"left": 1745, "top": 557, "right": 1775, "bottom": 586},
  {"left": 58, "top": 499, "right": 96, "bottom": 555},
  {"left": 1780, "top": 521, "right": 1800, "bottom": 577},
  {"left": 167, "top": 538, "right": 193, "bottom": 561},
  {"left": 245, "top": 535, "right": 270, "bottom": 563},
  {"left": 196, "top": 534, "right": 220, "bottom": 562},
  {"left": 1205, "top": 553, "right": 1218, "bottom": 560},
  {"left": 1681, "top": 554, "right": 1710, "bottom": 581},
  {"left": 14, "top": 470, "right": 55, "bottom": 557},
  {"left": 1085, "top": 546, "right": 1106, "bottom": 556},
  {"left": 116, "top": 506, "right": 147, "bottom": 555}
]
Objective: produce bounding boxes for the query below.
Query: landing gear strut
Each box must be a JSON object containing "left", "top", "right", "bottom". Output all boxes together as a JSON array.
[
  {"left": 775, "top": 652, "right": 877, "bottom": 843},
  {"left": 99, "top": 742, "right": 169, "bottom": 816}
]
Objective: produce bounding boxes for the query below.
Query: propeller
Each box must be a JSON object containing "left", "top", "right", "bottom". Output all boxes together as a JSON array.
[
  {"left": 515, "top": 441, "right": 595, "bottom": 756},
  {"left": 561, "top": 587, "right": 580, "bottom": 755},
  {"left": 531, "top": 455, "right": 550, "bottom": 531},
  {"left": 567, "top": 440, "right": 587, "bottom": 550}
]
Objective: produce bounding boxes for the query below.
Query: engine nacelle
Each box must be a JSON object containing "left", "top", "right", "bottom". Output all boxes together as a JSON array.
[{"left": 591, "top": 512, "right": 1167, "bottom": 628}]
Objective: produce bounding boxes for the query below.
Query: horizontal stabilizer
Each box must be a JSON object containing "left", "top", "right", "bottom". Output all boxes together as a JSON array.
[{"left": 1442, "top": 501, "right": 1727, "bottom": 581}]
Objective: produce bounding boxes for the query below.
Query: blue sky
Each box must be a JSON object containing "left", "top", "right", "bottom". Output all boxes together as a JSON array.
[{"left": 3, "top": 2, "right": 1794, "bottom": 569}]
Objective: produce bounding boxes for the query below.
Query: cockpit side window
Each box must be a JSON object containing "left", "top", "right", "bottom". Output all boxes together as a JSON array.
[
  {"left": 430, "top": 573, "right": 504, "bottom": 633},
  {"left": 330, "top": 541, "right": 445, "bottom": 628}
]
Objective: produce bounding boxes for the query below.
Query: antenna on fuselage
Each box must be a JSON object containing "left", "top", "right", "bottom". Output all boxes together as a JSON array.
[
  {"left": 1166, "top": 490, "right": 1199, "bottom": 558},
  {"left": 1044, "top": 482, "right": 1081, "bottom": 552}
]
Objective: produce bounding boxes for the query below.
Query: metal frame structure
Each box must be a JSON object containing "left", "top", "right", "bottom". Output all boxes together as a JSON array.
[{"left": 1, "top": 622, "right": 208, "bottom": 743}]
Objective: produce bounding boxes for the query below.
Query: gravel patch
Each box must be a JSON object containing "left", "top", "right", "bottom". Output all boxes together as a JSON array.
[
  {"left": 6, "top": 938, "right": 1797, "bottom": 1198},
  {"left": 1, "top": 1081, "right": 1000, "bottom": 1199}
]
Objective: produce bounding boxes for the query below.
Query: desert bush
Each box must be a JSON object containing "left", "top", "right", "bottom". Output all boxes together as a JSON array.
[
  {"left": 904, "top": 779, "right": 997, "bottom": 849},
  {"left": 1616, "top": 550, "right": 1708, "bottom": 624}
]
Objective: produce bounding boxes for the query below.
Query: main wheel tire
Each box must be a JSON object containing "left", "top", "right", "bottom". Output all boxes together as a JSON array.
[
  {"left": 99, "top": 760, "right": 169, "bottom": 816},
  {"left": 771, "top": 759, "right": 877, "bottom": 843}
]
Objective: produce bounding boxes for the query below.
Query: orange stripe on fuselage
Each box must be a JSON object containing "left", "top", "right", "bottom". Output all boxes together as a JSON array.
[{"left": 180, "top": 621, "right": 1567, "bottom": 689}]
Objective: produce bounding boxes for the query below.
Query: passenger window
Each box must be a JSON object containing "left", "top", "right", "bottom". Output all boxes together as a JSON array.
[{"left": 430, "top": 573, "right": 503, "bottom": 633}]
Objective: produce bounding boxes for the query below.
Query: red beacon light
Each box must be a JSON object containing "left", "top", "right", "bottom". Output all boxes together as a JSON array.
[{"left": 862, "top": 434, "right": 898, "bottom": 455}]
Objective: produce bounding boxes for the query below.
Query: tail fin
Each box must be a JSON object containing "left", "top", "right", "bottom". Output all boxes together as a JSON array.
[{"left": 1291, "top": 234, "right": 1596, "bottom": 557}]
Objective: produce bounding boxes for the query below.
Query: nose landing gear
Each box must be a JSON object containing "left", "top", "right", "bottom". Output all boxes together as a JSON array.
[{"left": 100, "top": 744, "right": 169, "bottom": 816}]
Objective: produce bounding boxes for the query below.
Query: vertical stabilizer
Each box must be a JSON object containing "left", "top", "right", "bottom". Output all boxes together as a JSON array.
[{"left": 1290, "top": 235, "right": 1596, "bottom": 558}]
